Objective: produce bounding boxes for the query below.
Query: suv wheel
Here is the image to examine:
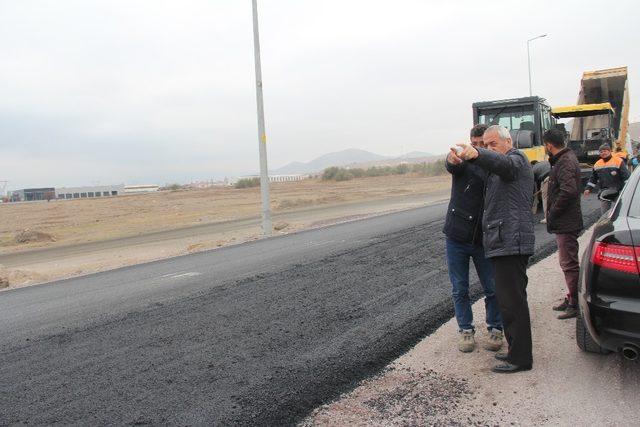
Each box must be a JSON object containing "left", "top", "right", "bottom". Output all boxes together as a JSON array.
[{"left": 576, "top": 306, "right": 610, "bottom": 354}]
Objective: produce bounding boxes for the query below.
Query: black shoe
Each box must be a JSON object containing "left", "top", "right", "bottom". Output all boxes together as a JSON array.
[
  {"left": 553, "top": 298, "right": 569, "bottom": 311},
  {"left": 558, "top": 305, "right": 578, "bottom": 320},
  {"left": 495, "top": 351, "right": 509, "bottom": 361},
  {"left": 491, "top": 362, "right": 532, "bottom": 373}
]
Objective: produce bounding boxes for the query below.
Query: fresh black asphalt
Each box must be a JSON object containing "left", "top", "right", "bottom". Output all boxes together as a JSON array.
[{"left": 0, "top": 198, "right": 602, "bottom": 425}]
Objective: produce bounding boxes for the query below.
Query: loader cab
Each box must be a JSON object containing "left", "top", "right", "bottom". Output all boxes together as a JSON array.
[{"left": 472, "top": 96, "right": 555, "bottom": 163}]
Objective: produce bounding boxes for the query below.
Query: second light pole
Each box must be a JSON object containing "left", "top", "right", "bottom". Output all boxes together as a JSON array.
[
  {"left": 251, "top": 0, "right": 272, "bottom": 236},
  {"left": 527, "top": 34, "right": 547, "bottom": 96}
]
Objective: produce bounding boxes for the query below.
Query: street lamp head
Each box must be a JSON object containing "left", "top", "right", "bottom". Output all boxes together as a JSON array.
[
  {"left": 528, "top": 34, "right": 548, "bottom": 42},
  {"left": 527, "top": 34, "right": 547, "bottom": 96}
]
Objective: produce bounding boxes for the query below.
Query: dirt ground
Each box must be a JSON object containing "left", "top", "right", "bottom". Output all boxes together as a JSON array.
[
  {"left": 0, "top": 174, "right": 450, "bottom": 288},
  {"left": 304, "top": 227, "right": 640, "bottom": 426},
  {"left": 0, "top": 175, "right": 448, "bottom": 252}
]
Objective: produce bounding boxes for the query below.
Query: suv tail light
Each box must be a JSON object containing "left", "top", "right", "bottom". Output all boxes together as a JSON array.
[{"left": 591, "top": 242, "right": 640, "bottom": 274}]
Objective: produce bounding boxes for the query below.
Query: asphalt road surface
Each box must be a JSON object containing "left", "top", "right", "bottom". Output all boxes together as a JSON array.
[{"left": 0, "top": 198, "right": 601, "bottom": 425}]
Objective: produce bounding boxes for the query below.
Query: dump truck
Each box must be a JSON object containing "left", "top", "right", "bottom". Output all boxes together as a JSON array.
[
  {"left": 551, "top": 66, "right": 631, "bottom": 175},
  {"left": 472, "top": 96, "right": 556, "bottom": 164}
]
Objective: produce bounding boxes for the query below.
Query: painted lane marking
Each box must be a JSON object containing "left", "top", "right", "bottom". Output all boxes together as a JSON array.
[{"left": 161, "top": 272, "right": 202, "bottom": 280}]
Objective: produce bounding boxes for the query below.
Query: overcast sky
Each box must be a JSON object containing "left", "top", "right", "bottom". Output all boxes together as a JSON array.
[{"left": 1, "top": 0, "right": 638, "bottom": 190}]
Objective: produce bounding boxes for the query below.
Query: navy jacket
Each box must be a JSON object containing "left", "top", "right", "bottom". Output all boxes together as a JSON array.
[
  {"left": 472, "top": 148, "right": 535, "bottom": 258},
  {"left": 443, "top": 156, "right": 486, "bottom": 245}
]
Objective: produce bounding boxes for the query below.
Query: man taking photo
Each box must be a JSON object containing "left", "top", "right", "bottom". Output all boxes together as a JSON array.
[{"left": 444, "top": 124, "right": 503, "bottom": 353}]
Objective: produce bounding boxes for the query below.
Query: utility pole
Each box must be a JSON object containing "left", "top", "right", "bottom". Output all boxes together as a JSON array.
[
  {"left": 527, "top": 34, "right": 547, "bottom": 96},
  {"left": 251, "top": 0, "right": 272, "bottom": 236}
]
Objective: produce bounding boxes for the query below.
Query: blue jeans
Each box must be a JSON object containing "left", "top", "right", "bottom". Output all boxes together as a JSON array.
[{"left": 446, "top": 238, "right": 502, "bottom": 332}]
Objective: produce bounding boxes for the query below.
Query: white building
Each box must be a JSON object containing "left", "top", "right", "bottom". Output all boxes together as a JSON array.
[
  {"left": 230, "top": 174, "right": 308, "bottom": 185},
  {"left": 55, "top": 185, "right": 125, "bottom": 200},
  {"left": 124, "top": 184, "right": 160, "bottom": 194},
  {"left": 270, "top": 174, "right": 308, "bottom": 183}
]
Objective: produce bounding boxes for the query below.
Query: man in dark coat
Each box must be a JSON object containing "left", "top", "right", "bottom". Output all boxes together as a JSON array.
[
  {"left": 444, "top": 124, "right": 503, "bottom": 353},
  {"left": 543, "top": 129, "right": 583, "bottom": 319},
  {"left": 453, "top": 125, "right": 535, "bottom": 373}
]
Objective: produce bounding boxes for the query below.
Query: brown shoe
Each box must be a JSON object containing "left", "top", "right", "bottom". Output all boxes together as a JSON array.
[
  {"left": 553, "top": 298, "right": 569, "bottom": 311},
  {"left": 558, "top": 305, "right": 578, "bottom": 319},
  {"left": 483, "top": 328, "right": 504, "bottom": 351},
  {"left": 458, "top": 330, "right": 475, "bottom": 353}
]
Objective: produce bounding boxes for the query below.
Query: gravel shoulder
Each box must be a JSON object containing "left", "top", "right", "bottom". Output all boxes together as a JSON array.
[{"left": 304, "top": 226, "right": 640, "bottom": 426}]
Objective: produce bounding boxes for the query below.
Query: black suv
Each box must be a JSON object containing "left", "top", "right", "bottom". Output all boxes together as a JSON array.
[{"left": 577, "top": 168, "right": 640, "bottom": 361}]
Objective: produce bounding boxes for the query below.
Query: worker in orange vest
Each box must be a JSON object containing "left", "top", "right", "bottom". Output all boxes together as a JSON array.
[{"left": 584, "top": 144, "right": 630, "bottom": 214}]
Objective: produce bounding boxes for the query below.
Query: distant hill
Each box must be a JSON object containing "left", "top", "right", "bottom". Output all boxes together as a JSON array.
[
  {"left": 272, "top": 148, "right": 436, "bottom": 175},
  {"left": 272, "top": 149, "right": 390, "bottom": 175},
  {"left": 348, "top": 153, "right": 444, "bottom": 170},
  {"left": 398, "top": 151, "right": 432, "bottom": 159}
]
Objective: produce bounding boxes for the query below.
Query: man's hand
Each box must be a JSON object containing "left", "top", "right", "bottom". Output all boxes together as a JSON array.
[
  {"left": 583, "top": 189, "right": 590, "bottom": 197},
  {"left": 455, "top": 143, "right": 479, "bottom": 161},
  {"left": 447, "top": 148, "right": 463, "bottom": 165}
]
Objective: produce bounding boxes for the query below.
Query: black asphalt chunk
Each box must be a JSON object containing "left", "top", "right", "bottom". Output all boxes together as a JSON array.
[{"left": 361, "top": 367, "right": 471, "bottom": 421}]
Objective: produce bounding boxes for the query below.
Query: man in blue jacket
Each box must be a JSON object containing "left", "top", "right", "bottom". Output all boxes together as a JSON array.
[
  {"left": 454, "top": 125, "right": 535, "bottom": 373},
  {"left": 444, "top": 124, "right": 503, "bottom": 353}
]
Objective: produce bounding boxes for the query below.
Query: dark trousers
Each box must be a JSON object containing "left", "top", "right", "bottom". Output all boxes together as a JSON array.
[
  {"left": 491, "top": 255, "right": 533, "bottom": 366},
  {"left": 556, "top": 232, "right": 580, "bottom": 305}
]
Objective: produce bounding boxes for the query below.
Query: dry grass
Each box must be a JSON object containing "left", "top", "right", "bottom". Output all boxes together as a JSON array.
[
  {"left": 14, "top": 230, "right": 56, "bottom": 244},
  {"left": 0, "top": 174, "right": 450, "bottom": 253}
]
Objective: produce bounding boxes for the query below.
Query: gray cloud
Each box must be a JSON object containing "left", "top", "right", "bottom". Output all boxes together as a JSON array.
[{"left": 1, "top": 0, "right": 638, "bottom": 190}]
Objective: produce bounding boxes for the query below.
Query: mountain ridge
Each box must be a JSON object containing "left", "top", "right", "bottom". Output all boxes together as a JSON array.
[{"left": 272, "top": 148, "right": 434, "bottom": 175}]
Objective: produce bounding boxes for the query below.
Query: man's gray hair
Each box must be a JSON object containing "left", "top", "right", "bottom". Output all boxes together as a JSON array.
[{"left": 486, "top": 125, "right": 511, "bottom": 141}]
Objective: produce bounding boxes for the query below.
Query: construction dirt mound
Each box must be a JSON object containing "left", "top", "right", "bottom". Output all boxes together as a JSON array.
[
  {"left": 14, "top": 229, "right": 56, "bottom": 244},
  {"left": 0, "top": 264, "right": 45, "bottom": 289}
]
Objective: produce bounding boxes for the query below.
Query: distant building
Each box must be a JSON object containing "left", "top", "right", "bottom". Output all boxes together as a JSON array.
[
  {"left": 230, "top": 174, "right": 308, "bottom": 185},
  {"left": 10, "top": 188, "right": 55, "bottom": 202},
  {"left": 187, "top": 179, "right": 230, "bottom": 189},
  {"left": 123, "top": 184, "right": 160, "bottom": 194},
  {"left": 270, "top": 174, "right": 308, "bottom": 183},
  {"left": 9, "top": 183, "right": 160, "bottom": 203},
  {"left": 55, "top": 185, "right": 125, "bottom": 200}
]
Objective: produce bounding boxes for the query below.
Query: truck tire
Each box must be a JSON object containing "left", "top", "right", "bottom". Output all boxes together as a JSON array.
[{"left": 576, "top": 307, "right": 610, "bottom": 354}]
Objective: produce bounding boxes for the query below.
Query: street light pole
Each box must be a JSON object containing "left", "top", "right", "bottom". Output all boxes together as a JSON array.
[
  {"left": 527, "top": 34, "right": 547, "bottom": 96},
  {"left": 251, "top": 0, "right": 272, "bottom": 236}
]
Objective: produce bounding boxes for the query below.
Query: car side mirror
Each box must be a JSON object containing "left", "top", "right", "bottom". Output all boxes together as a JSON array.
[{"left": 599, "top": 188, "right": 619, "bottom": 202}]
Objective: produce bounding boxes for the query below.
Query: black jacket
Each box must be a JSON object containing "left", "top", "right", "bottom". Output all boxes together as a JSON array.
[
  {"left": 443, "top": 157, "right": 486, "bottom": 244},
  {"left": 472, "top": 148, "right": 535, "bottom": 258},
  {"left": 586, "top": 155, "right": 630, "bottom": 193},
  {"left": 546, "top": 148, "right": 583, "bottom": 234}
]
